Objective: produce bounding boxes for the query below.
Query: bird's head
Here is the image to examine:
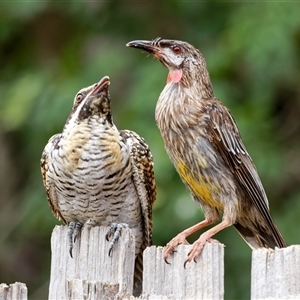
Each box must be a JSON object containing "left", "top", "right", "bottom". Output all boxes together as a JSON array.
[
  {"left": 127, "top": 37, "right": 212, "bottom": 94},
  {"left": 67, "top": 76, "right": 113, "bottom": 125}
]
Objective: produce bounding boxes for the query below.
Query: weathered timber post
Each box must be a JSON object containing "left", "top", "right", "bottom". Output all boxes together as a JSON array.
[
  {"left": 142, "top": 242, "right": 224, "bottom": 299},
  {"left": 0, "top": 283, "right": 27, "bottom": 300},
  {"left": 48, "top": 225, "right": 136, "bottom": 300},
  {"left": 251, "top": 245, "right": 300, "bottom": 299},
  {"left": 49, "top": 225, "right": 225, "bottom": 299}
]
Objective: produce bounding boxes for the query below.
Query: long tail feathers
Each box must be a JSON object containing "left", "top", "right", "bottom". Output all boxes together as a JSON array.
[
  {"left": 234, "top": 222, "right": 286, "bottom": 250},
  {"left": 133, "top": 251, "right": 143, "bottom": 296}
]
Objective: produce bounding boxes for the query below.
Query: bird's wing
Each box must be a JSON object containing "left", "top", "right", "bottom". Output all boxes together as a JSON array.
[
  {"left": 120, "top": 130, "right": 156, "bottom": 247},
  {"left": 206, "top": 99, "right": 286, "bottom": 247},
  {"left": 40, "top": 134, "right": 66, "bottom": 223},
  {"left": 120, "top": 129, "right": 156, "bottom": 295}
]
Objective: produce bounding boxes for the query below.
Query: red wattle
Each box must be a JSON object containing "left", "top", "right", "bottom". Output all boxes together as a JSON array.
[{"left": 167, "top": 69, "right": 183, "bottom": 83}]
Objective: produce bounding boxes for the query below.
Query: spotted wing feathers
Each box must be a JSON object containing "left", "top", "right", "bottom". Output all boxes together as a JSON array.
[
  {"left": 40, "top": 133, "right": 66, "bottom": 224},
  {"left": 120, "top": 129, "right": 156, "bottom": 246}
]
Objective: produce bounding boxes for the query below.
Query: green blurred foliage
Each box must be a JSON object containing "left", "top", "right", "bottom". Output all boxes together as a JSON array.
[{"left": 0, "top": 2, "right": 300, "bottom": 299}]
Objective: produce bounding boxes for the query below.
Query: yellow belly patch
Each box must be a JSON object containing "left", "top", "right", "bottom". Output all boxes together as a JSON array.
[{"left": 177, "top": 161, "right": 223, "bottom": 210}]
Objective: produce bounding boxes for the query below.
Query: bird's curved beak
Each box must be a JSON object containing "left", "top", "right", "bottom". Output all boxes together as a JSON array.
[
  {"left": 91, "top": 76, "right": 110, "bottom": 96},
  {"left": 126, "top": 39, "right": 161, "bottom": 56}
]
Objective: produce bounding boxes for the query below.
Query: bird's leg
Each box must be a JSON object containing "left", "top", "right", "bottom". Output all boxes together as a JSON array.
[
  {"left": 68, "top": 222, "right": 75, "bottom": 258},
  {"left": 105, "top": 223, "right": 129, "bottom": 256},
  {"left": 73, "top": 221, "right": 83, "bottom": 243},
  {"left": 164, "top": 218, "right": 215, "bottom": 263},
  {"left": 67, "top": 221, "right": 83, "bottom": 258},
  {"left": 184, "top": 219, "right": 232, "bottom": 267}
]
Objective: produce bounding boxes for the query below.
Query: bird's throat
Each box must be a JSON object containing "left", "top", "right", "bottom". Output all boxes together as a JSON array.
[{"left": 167, "top": 69, "right": 183, "bottom": 84}]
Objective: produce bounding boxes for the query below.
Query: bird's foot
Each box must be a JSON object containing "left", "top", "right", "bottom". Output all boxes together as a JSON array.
[
  {"left": 183, "top": 232, "right": 212, "bottom": 268},
  {"left": 164, "top": 233, "right": 189, "bottom": 264},
  {"left": 67, "top": 221, "right": 83, "bottom": 258},
  {"left": 105, "top": 223, "right": 129, "bottom": 256}
]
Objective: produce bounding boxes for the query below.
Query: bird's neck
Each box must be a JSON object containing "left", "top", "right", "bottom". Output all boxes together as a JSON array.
[
  {"left": 63, "top": 113, "right": 114, "bottom": 135},
  {"left": 166, "top": 68, "right": 214, "bottom": 100},
  {"left": 167, "top": 69, "right": 183, "bottom": 84},
  {"left": 155, "top": 82, "right": 195, "bottom": 135}
]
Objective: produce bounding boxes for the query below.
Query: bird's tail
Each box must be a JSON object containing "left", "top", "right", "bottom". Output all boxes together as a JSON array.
[
  {"left": 133, "top": 252, "right": 143, "bottom": 296},
  {"left": 234, "top": 221, "right": 286, "bottom": 250}
]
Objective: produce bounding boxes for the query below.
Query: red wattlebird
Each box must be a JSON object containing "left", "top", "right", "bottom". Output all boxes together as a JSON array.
[{"left": 127, "top": 38, "right": 286, "bottom": 265}]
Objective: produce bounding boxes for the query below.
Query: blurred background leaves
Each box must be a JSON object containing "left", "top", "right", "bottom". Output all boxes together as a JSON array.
[{"left": 0, "top": 2, "right": 299, "bottom": 299}]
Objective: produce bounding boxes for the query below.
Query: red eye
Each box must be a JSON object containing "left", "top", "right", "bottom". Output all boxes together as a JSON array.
[{"left": 172, "top": 45, "right": 182, "bottom": 54}]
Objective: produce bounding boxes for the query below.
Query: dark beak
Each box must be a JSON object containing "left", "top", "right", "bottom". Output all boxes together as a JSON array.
[
  {"left": 126, "top": 39, "right": 161, "bottom": 54},
  {"left": 91, "top": 76, "right": 110, "bottom": 96}
]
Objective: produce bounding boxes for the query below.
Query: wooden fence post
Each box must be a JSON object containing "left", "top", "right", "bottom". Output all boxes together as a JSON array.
[
  {"left": 251, "top": 245, "right": 300, "bottom": 299},
  {"left": 48, "top": 225, "right": 136, "bottom": 300},
  {"left": 142, "top": 242, "right": 224, "bottom": 299},
  {"left": 48, "top": 225, "right": 225, "bottom": 299},
  {"left": 0, "top": 283, "right": 27, "bottom": 300}
]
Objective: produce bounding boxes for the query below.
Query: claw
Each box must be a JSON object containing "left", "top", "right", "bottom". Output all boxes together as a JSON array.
[
  {"left": 108, "top": 245, "right": 114, "bottom": 257},
  {"left": 164, "top": 257, "right": 171, "bottom": 264},
  {"left": 105, "top": 223, "right": 128, "bottom": 256},
  {"left": 163, "top": 234, "right": 189, "bottom": 265},
  {"left": 105, "top": 223, "right": 116, "bottom": 241},
  {"left": 67, "top": 221, "right": 83, "bottom": 258},
  {"left": 183, "top": 256, "right": 198, "bottom": 269},
  {"left": 68, "top": 222, "right": 75, "bottom": 258},
  {"left": 73, "top": 222, "right": 83, "bottom": 243},
  {"left": 183, "top": 260, "right": 188, "bottom": 269},
  {"left": 163, "top": 251, "right": 171, "bottom": 264},
  {"left": 163, "top": 244, "right": 178, "bottom": 264},
  {"left": 183, "top": 236, "right": 208, "bottom": 267}
]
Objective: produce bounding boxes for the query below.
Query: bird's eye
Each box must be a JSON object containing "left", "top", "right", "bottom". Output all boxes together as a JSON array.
[
  {"left": 172, "top": 45, "right": 182, "bottom": 55},
  {"left": 76, "top": 93, "right": 84, "bottom": 103}
]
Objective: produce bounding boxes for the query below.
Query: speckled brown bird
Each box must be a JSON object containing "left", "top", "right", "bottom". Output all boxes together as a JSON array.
[
  {"left": 40, "top": 76, "right": 156, "bottom": 294},
  {"left": 127, "top": 38, "right": 286, "bottom": 265}
]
